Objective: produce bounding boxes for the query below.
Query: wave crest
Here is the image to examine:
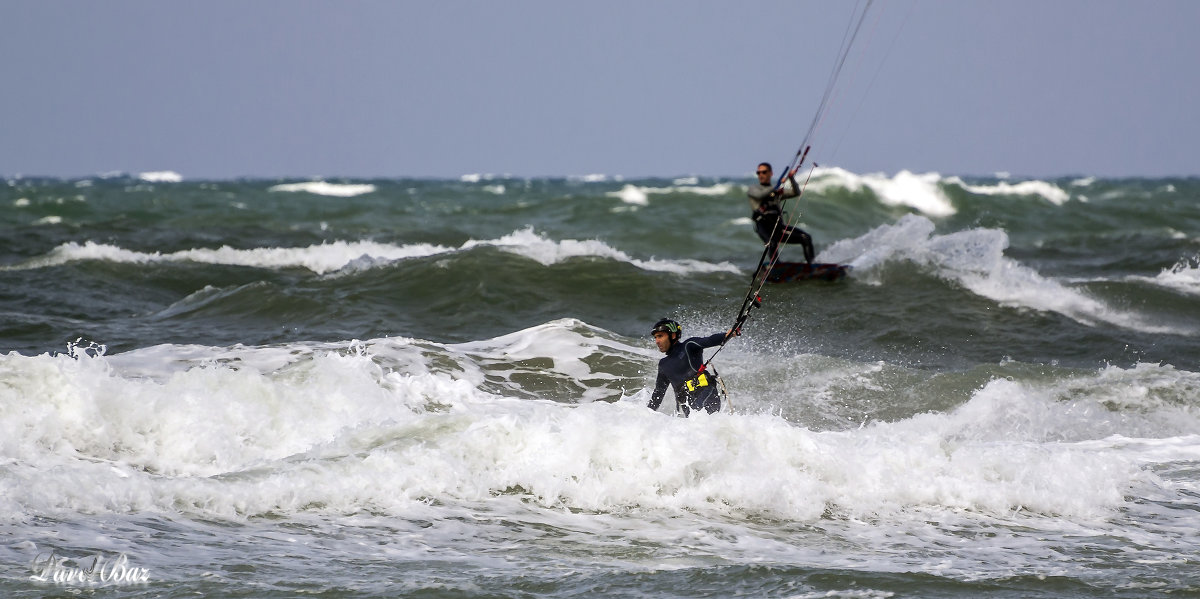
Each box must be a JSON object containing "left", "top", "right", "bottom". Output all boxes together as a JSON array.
[
  {"left": 9, "top": 228, "right": 738, "bottom": 276},
  {"left": 821, "top": 214, "right": 1178, "bottom": 334},
  {"left": 268, "top": 181, "right": 377, "bottom": 197}
]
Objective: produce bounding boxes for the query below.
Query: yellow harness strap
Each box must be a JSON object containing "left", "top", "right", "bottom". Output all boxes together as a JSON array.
[{"left": 684, "top": 372, "right": 710, "bottom": 392}]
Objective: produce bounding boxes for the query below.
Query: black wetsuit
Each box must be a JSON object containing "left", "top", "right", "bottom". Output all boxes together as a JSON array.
[
  {"left": 748, "top": 178, "right": 815, "bottom": 264},
  {"left": 647, "top": 332, "right": 727, "bottom": 415}
]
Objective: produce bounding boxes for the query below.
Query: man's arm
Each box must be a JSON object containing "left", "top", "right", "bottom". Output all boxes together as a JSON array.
[
  {"left": 781, "top": 169, "right": 801, "bottom": 199},
  {"left": 689, "top": 332, "right": 732, "bottom": 350},
  {"left": 647, "top": 372, "right": 670, "bottom": 410}
]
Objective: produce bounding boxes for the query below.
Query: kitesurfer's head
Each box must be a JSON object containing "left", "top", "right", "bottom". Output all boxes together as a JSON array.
[
  {"left": 651, "top": 318, "right": 681, "bottom": 352},
  {"left": 756, "top": 162, "right": 772, "bottom": 184}
]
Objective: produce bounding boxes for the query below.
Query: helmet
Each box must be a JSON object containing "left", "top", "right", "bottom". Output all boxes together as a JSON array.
[{"left": 651, "top": 318, "right": 681, "bottom": 337}]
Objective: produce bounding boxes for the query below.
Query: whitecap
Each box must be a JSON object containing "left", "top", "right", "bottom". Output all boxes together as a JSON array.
[
  {"left": 8, "top": 240, "right": 450, "bottom": 275},
  {"left": 268, "top": 181, "right": 376, "bottom": 197},
  {"left": 608, "top": 184, "right": 648, "bottom": 205},
  {"left": 605, "top": 182, "right": 734, "bottom": 205},
  {"left": 1134, "top": 255, "right": 1200, "bottom": 297},
  {"left": 808, "top": 167, "right": 956, "bottom": 217},
  {"left": 138, "top": 171, "right": 183, "bottom": 183},
  {"left": 949, "top": 177, "right": 1071, "bottom": 205},
  {"left": 461, "top": 226, "right": 739, "bottom": 274},
  {"left": 820, "top": 214, "right": 1180, "bottom": 334},
  {"left": 8, "top": 228, "right": 738, "bottom": 276}
]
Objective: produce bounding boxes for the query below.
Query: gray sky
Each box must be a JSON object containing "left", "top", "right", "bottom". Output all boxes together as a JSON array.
[{"left": 3, "top": 1, "right": 1197, "bottom": 180}]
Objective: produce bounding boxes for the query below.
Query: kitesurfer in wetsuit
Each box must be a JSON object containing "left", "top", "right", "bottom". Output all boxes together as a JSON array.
[
  {"left": 747, "top": 162, "right": 815, "bottom": 264},
  {"left": 646, "top": 318, "right": 738, "bottom": 416}
]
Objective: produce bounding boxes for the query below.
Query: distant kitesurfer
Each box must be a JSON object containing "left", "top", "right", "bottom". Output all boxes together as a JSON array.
[
  {"left": 647, "top": 318, "right": 737, "bottom": 416},
  {"left": 747, "top": 162, "right": 815, "bottom": 264}
]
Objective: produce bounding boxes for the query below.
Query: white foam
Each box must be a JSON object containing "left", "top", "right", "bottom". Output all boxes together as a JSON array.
[
  {"left": 809, "top": 169, "right": 1073, "bottom": 213},
  {"left": 678, "top": 183, "right": 734, "bottom": 196},
  {"left": 12, "top": 240, "right": 451, "bottom": 275},
  {"left": 268, "top": 181, "right": 376, "bottom": 197},
  {"left": 608, "top": 184, "right": 648, "bottom": 205},
  {"left": 605, "top": 182, "right": 735, "bottom": 205},
  {"left": 461, "top": 227, "right": 740, "bottom": 274},
  {"left": 799, "top": 383, "right": 1136, "bottom": 518},
  {"left": 446, "top": 318, "right": 650, "bottom": 403},
  {"left": 0, "top": 340, "right": 488, "bottom": 479},
  {"left": 137, "top": 171, "right": 183, "bottom": 183},
  {"left": 809, "top": 167, "right": 956, "bottom": 217},
  {"left": 1136, "top": 255, "right": 1200, "bottom": 296},
  {"left": 948, "top": 177, "right": 1071, "bottom": 205},
  {"left": 0, "top": 333, "right": 1171, "bottom": 522},
  {"left": 8, "top": 228, "right": 738, "bottom": 276},
  {"left": 820, "top": 214, "right": 1180, "bottom": 334}
]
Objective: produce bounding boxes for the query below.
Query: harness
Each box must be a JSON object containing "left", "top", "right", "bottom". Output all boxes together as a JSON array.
[{"left": 677, "top": 362, "right": 728, "bottom": 416}]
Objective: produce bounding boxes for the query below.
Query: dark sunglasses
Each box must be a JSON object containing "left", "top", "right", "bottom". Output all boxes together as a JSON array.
[{"left": 756, "top": 170, "right": 770, "bottom": 175}]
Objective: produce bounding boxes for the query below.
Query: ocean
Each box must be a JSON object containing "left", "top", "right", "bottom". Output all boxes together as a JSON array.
[{"left": 2, "top": 170, "right": 1198, "bottom": 597}]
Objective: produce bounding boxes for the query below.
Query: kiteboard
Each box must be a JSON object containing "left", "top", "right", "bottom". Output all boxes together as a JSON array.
[{"left": 765, "top": 262, "right": 849, "bottom": 283}]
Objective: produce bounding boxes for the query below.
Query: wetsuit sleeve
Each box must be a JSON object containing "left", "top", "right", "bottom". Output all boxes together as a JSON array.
[
  {"left": 678, "top": 333, "right": 731, "bottom": 375},
  {"left": 781, "top": 174, "right": 800, "bottom": 199},
  {"left": 694, "top": 332, "right": 729, "bottom": 349},
  {"left": 648, "top": 371, "right": 670, "bottom": 411}
]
